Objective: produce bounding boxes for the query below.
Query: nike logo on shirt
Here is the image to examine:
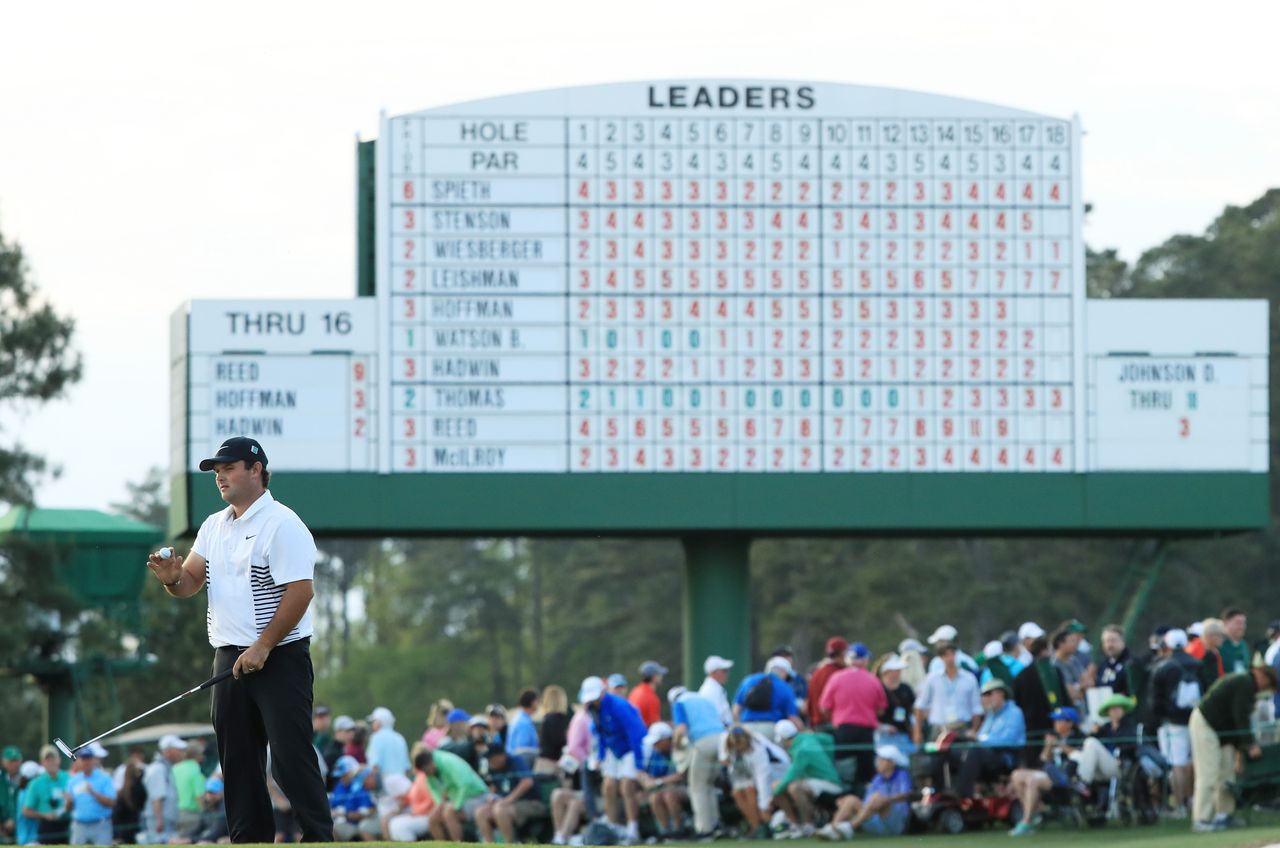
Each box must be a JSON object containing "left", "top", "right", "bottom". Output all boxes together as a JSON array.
[{"left": 245, "top": 535, "right": 257, "bottom": 540}]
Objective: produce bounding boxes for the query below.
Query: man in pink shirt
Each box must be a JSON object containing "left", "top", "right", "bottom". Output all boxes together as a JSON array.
[{"left": 819, "top": 661, "right": 888, "bottom": 785}]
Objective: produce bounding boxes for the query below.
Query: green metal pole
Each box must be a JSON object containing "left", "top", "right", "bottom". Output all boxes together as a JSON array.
[
  {"left": 356, "top": 139, "right": 377, "bottom": 297},
  {"left": 682, "top": 535, "right": 752, "bottom": 692},
  {"left": 43, "top": 673, "right": 77, "bottom": 751}
]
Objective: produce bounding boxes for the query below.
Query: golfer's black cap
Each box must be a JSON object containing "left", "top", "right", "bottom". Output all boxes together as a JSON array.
[{"left": 199, "top": 437, "right": 268, "bottom": 472}]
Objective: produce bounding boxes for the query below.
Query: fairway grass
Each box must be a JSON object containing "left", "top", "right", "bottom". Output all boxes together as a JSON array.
[{"left": 240, "top": 809, "right": 1280, "bottom": 847}]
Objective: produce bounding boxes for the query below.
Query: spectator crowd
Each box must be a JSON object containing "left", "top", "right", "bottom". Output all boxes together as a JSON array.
[{"left": 3, "top": 606, "right": 1278, "bottom": 843}]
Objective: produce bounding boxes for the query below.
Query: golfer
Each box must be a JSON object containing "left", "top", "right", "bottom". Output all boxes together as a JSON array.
[{"left": 147, "top": 436, "right": 332, "bottom": 843}]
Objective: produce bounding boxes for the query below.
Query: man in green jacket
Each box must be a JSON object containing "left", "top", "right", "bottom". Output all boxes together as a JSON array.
[
  {"left": 1, "top": 746, "right": 21, "bottom": 843},
  {"left": 422, "top": 748, "right": 488, "bottom": 842},
  {"left": 1188, "top": 666, "right": 1277, "bottom": 832},
  {"left": 772, "top": 721, "right": 842, "bottom": 838}
]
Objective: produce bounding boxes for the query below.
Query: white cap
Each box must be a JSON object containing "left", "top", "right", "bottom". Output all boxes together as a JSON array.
[
  {"left": 667, "top": 685, "right": 688, "bottom": 705},
  {"left": 983, "top": 640, "right": 1004, "bottom": 658},
  {"left": 467, "top": 716, "right": 490, "bottom": 728},
  {"left": 382, "top": 772, "right": 412, "bottom": 798},
  {"left": 927, "top": 624, "right": 958, "bottom": 644},
  {"left": 1164, "top": 628, "right": 1189, "bottom": 649},
  {"left": 773, "top": 720, "right": 798, "bottom": 741},
  {"left": 703, "top": 655, "right": 734, "bottom": 674},
  {"left": 644, "top": 722, "right": 673, "bottom": 745},
  {"left": 898, "top": 638, "right": 926, "bottom": 655},
  {"left": 80, "top": 742, "right": 108, "bottom": 759},
  {"left": 578, "top": 675, "right": 606, "bottom": 703},
  {"left": 158, "top": 734, "right": 188, "bottom": 751},
  {"left": 1187, "top": 622, "right": 1204, "bottom": 637},
  {"left": 333, "top": 715, "right": 355, "bottom": 731},
  {"left": 874, "top": 745, "right": 909, "bottom": 768},
  {"left": 332, "top": 755, "right": 360, "bottom": 778},
  {"left": 1018, "top": 622, "right": 1046, "bottom": 640},
  {"left": 18, "top": 761, "right": 40, "bottom": 780},
  {"left": 367, "top": 706, "right": 395, "bottom": 727},
  {"left": 879, "top": 654, "right": 908, "bottom": 672},
  {"left": 765, "top": 656, "right": 794, "bottom": 676}
]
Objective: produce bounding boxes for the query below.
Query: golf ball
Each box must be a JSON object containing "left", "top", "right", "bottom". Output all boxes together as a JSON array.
[{"left": 158, "top": 547, "right": 173, "bottom": 559}]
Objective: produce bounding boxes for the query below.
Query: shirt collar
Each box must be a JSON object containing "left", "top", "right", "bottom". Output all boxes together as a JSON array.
[{"left": 220, "top": 489, "right": 275, "bottom": 525}]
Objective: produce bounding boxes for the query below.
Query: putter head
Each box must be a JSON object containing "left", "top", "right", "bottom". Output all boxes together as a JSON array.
[{"left": 53, "top": 738, "right": 77, "bottom": 760}]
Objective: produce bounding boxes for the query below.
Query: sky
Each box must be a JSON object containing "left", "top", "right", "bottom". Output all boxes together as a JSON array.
[{"left": 0, "top": 0, "right": 1276, "bottom": 512}]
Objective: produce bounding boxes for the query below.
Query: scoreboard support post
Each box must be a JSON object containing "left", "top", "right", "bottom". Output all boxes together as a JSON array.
[
  {"left": 682, "top": 535, "right": 752, "bottom": 690},
  {"left": 1119, "top": 540, "right": 1169, "bottom": 645}
]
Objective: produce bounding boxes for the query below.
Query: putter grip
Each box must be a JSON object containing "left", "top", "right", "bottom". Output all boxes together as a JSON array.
[{"left": 197, "top": 668, "right": 235, "bottom": 690}]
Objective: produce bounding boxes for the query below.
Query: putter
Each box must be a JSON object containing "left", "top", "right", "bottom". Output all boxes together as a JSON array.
[{"left": 53, "top": 667, "right": 234, "bottom": 760}]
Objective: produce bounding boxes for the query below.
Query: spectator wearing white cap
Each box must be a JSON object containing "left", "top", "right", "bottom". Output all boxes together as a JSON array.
[
  {"left": 816, "top": 745, "right": 913, "bottom": 840},
  {"left": 139, "top": 735, "right": 187, "bottom": 844},
  {"left": 925, "top": 625, "right": 979, "bottom": 676},
  {"left": 979, "top": 639, "right": 1023, "bottom": 692},
  {"left": 14, "top": 760, "right": 42, "bottom": 847},
  {"left": 638, "top": 722, "right": 687, "bottom": 838},
  {"left": 770, "top": 720, "right": 842, "bottom": 837},
  {"left": 66, "top": 743, "right": 115, "bottom": 846},
  {"left": 669, "top": 686, "right": 725, "bottom": 837},
  {"left": 1149, "top": 627, "right": 1201, "bottom": 816},
  {"left": 733, "top": 657, "right": 802, "bottom": 741},
  {"left": 327, "top": 754, "right": 375, "bottom": 841},
  {"left": 579, "top": 675, "right": 648, "bottom": 844},
  {"left": 698, "top": 656, "right": 735, "bottom": 726},
  {"left": 629, "top": 661, "right": 668, "bottom": 727},
  {"left": 896, "top": 638, "right": 928, "bottom": 693},
  {"left": 23, "top": 745, "right": 69, "bottom": 845},
  {"left": 718, "top": 724, "right": 790, "bottom": 840},
  {"left": 1016, "top": 622, "right": 1046, "bottom": 667},
  {"left": 367, "top": 706, "right": 411, "bottom": 780},
  {"left": 873, "top": 654, "right": 917, "bottom": 756}
]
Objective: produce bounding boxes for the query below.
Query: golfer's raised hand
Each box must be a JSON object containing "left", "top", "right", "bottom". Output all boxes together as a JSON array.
[{"left": 147, "top": 549, "right": 183, "bottom": 586}]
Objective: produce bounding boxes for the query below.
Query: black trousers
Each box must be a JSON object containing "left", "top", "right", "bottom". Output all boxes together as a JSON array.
[
  {"left": 211, "top": 639, "right": 333, "bottom": 843},
  {"left": 833, "top": 724, "right": 876, "bottom": 784},
  {"left": 951, "top": 746, "right": 1014, "bottom": 796}
]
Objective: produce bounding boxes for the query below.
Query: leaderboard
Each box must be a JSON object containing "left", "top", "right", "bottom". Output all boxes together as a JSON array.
[
  {"left": 177, "top": 300, "right": 379, "bottom": 473},
  {"left": 379, "top": 82, "right": 1084, "bottom": 473}
]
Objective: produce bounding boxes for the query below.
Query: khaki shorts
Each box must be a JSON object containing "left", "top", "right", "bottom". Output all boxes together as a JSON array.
[{"left": 509, "top": 799, "right": 548, "bottom": 827}]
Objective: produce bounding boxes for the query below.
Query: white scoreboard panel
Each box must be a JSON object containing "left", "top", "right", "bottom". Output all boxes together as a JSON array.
[
  {"left": 378, "top": 82, "right": 1085, "bottom": 473},
  {"left": 1085, "top": 300, "right": 1269, "bottom": 472},
  {"left": 176, "top": 300, "right": 379, "bottom": 473}
]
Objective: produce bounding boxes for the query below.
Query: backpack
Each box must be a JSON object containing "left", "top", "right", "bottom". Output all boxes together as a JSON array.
[
  {"left": 744, "top": 674, "right": 775, "bottom": 712},
  {"left": 1172, "top": 662, "right": 1201, "bottom": 710}
]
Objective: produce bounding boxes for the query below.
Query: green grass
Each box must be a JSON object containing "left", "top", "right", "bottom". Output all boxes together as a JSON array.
[{"left": 266, "top": 809, "right": 1280, "bottom": 847}]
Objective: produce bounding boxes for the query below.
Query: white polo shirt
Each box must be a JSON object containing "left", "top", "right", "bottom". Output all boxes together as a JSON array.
[{"left": 191, "top": 490, "right": 316, "bottom": 648}]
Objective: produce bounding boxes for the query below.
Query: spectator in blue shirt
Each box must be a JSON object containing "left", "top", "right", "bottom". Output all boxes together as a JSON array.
[
  {"left": 14, "top": 761, "right": 40, "bottom": 847},
  {"left": 946, "top": 678, "right": 1026, "bottom": 796},
  {"left": 771, "top": 646, "right": 810, "bottom": 706},
  {"left": 66, "top": 744, "right": 115, "bottom": 846},
  {"left": 817, "top": 745, "right": 914, "bottom": 839},
  {"left": 670, "top": 686, "right": 725, "bottom": 837},
  {"left": 581, "top": 675, "right": 648, "bottom": 844},
  {"left": 327, "top": 756, "right": 375, "bottom": 842},
  {"left": 638, "top": 723, "right": 687, "bottom": 839},
  {"left": 733, "top": 656, "right": 802, "bottom": 740},
  {"left": 505, "top": 689, "right": 541, "bottom": 761},
  {"left": 365, "top": 707, "right": 411, "bottom": 779}
]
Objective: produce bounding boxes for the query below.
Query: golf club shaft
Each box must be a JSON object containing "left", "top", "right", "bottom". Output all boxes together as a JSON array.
[{"left": 69, "top": 668, "right": 233, "bottom": 753}]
